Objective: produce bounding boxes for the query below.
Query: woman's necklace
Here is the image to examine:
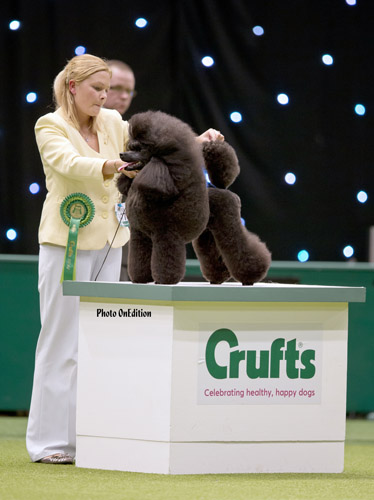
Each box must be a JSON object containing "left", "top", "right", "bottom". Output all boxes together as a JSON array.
[
  {"left": 80, "top": 127, "right": 92, "bottom": 143},
  {"left": 79, "top": 127, "right": 100, "bottom": 152}
]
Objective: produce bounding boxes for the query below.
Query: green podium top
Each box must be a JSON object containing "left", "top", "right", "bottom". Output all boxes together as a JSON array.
[{"left": 63, "top": 281, "right": 366, "bottom": 303}]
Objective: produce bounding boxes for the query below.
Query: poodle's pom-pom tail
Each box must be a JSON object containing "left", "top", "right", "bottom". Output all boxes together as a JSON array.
[{"left": 203, "top": 140, "right": 240, "bottom": 189}]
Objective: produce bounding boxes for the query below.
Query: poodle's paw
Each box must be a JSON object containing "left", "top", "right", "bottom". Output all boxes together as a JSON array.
[
  {"left": 129, "top": 271, "right": 154, "bottom": 284},
  {"left": 154, "top": 276, "right": 181, "bottom": 284}
]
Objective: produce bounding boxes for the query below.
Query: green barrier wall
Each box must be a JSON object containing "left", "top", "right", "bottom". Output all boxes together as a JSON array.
[
  {"left": 0, "top": 255, "right": 40, "bottom": 412},
  {"left": 1, "top": 255, "right": 373, "bottom": 413}
]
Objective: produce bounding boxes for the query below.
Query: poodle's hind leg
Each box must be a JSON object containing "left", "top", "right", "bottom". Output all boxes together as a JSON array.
[
  {"left": 211, "top": 223, "right": 271, "bottom": 285},
  {"left": 192, "top": 229, "right": 231, "bottom": 284},
  {"left": 128, "top": 228, "right": 153, "bottom": 283},
  {"left": 222, "top": 230, "right": 270, "bottom": 285},
  {"left": 209, "top": 191, "right": 271, "bottom": 285},
  {"left": 151, "top": 234, "right": 186, "bottom": 284}
]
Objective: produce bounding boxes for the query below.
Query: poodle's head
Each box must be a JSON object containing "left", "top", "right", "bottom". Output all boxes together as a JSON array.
[
  {"left": 118, "top": 111, "right": 204, "bottom": 200},
  {"left": 119, "top": 110, "right": 200, "bottom": 171}
]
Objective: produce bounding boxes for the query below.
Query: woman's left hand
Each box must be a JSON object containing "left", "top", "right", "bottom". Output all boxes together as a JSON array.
[{"left": 197, "top": 128, "right": 225, "bottom": 143}]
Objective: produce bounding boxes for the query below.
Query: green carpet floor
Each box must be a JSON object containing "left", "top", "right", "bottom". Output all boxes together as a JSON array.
[{"left": 1, "top": 416, "right": 373, "bottom": 500}]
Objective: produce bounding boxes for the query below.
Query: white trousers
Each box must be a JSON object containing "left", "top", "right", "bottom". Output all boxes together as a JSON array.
[{"left": 26, "top": 243, "right": 122, "bottom": 462}]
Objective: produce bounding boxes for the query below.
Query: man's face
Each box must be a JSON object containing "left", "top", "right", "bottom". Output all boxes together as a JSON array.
[{"left": 105, "top": 66, "right": 136, "bottom": 116}]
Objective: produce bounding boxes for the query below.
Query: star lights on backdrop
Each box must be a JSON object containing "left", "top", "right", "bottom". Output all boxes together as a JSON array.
[{"left": 5, "top": 2, "right": 368, "bottom": 262}]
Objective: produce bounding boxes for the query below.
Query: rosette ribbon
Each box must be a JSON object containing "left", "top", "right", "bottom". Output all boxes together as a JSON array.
[{"left": 60, "top": 193, "right": 95, "bottom": 281}]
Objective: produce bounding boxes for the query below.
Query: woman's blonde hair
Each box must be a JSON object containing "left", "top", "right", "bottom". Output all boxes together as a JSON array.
[{"left": 53, "top": 54, "right": 111, "bottom": 132}]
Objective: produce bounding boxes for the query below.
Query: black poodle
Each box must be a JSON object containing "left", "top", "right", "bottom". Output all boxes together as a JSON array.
[
  {"left": 117, "top": 110, "right": 209, "bottom": 284},
  {"left": 117, "top": 110, "right": 271, "bottom": 285}
]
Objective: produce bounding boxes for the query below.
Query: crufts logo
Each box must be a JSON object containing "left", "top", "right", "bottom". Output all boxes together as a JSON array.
[{"left": 205, "top": 328, "right": 316, "bottom": 380}]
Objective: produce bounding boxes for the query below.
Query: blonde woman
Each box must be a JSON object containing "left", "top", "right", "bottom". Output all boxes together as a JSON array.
[{"left": 26, "top": 54, "right": 136, "bottom": 464}]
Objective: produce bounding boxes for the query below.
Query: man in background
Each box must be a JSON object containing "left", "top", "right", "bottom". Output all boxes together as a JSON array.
[
  {"left": 104, "top": 59, "right": 137, "bottom": 280},
  {"left": 105, "top": 60, "right": 136, "bottom": 116}
]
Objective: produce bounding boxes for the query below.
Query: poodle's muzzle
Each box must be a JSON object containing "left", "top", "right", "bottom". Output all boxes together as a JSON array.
[{"left": 120, "top": 151, "right": 147, "bottom": 171}]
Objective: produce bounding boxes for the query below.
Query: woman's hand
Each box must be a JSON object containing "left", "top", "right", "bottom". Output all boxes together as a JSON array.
[
  {"left": 197, "top": 128, "right": 225, "bottom": 143},
  {"left": 102, "top": 159, "right": 138, "bottom": 178}
]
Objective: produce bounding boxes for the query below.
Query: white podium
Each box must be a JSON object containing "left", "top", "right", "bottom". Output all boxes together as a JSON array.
[{"left": 63, "top": 281, "right": 365, "bottom": 474}]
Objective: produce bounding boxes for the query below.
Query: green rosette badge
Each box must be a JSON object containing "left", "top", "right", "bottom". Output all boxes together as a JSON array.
[{"left": 60, "top": 193, "right": 95, "bottom": 281}]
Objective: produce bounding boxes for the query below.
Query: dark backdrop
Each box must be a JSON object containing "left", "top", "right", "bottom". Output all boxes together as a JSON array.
[{"left": 1, "top": 0, "right": 373, "bottom": 261}]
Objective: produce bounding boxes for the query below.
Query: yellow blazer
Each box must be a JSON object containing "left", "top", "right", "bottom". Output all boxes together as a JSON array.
[{"left": 36, "top": 107, "right": 130, "bottom": 250}]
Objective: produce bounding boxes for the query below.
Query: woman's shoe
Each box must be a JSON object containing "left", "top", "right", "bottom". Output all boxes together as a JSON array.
[{"left": 38, "top": 453, "right": 74, "bottom": 464}]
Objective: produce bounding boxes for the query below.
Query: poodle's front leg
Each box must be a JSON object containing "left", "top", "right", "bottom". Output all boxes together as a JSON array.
[
  {"left": 192, "top": 229, "right": 231, "bottom": 284},
  {"left": 151, "top": 233, "right": 186, "bottom": 284},
  {"left": 128, "top": 228, "right": 153, "bottom": 283}
]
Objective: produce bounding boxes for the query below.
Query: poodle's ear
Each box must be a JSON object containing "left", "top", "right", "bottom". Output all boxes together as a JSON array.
[
  {"left": 203, "top": 140, "right": 240, "bottom": 189},
  {"left": 116, "top": 174, "right": 133, "bottom": 199},
  {"left": 134, "top": 157, "right": 179, "bottom": 199}
]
